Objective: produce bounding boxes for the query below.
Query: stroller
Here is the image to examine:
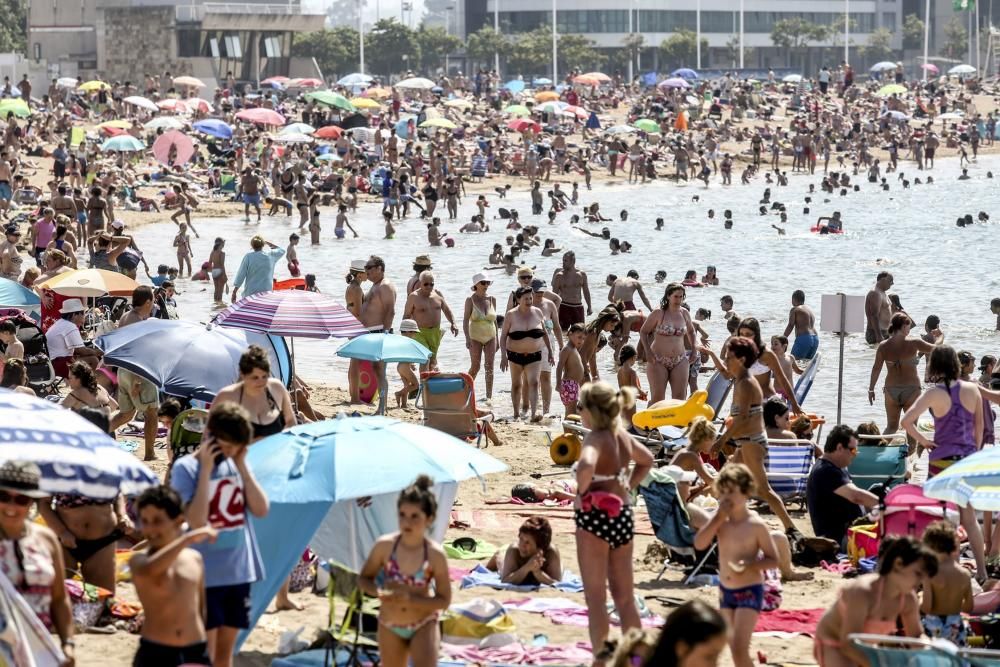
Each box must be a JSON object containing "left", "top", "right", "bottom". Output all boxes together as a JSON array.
[{"left": 0, "top": 309, "right": 61, "bottom": 396}]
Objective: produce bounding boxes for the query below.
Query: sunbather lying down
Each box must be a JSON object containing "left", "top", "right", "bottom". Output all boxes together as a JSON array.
[
  {"left": 486, "top": 516, "right": 564, "bottom": 586},
  {"left": 511, "top": 480, "right": 577, "bottom": 503}
]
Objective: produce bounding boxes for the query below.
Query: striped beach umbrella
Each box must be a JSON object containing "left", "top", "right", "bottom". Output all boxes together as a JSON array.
[
  {"left": 213, "top": 290, "right": 367, "bottom": 339},
  {"left": 922, "top": 447, "right": 1000, "bottom": 510}
]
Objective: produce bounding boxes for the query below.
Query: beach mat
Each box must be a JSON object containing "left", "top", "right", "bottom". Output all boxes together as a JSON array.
[
  {"left": 753, "top": 608, "right": 824, "bottom": 636},
  {"left": 460, "top": 563, "right": 584, "bottom": 593}
]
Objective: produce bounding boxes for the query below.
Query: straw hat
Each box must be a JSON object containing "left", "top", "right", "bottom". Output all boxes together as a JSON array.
[
  {"left": 59, "top": 298, "right": 86, "bottom": 314},
  {"left": 0, "top": 460, "right": 47, "bottom": 498},
  {"left": 471, "top": 272, "right": 491, "bottom": 288},
  {"left": 350, "top": 259, "right": 367, "bottom": 272},
  {"left": 399, "top": 319, "right": 420, "bottom": 333},
  {"left": 413, "top": 254, "right": 432, "bottom": 267}
]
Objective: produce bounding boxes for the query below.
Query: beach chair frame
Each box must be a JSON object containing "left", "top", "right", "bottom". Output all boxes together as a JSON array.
[
  {"left": 322, "top": 579, "right": 381, "bottom": 667},
  {"left": 415, "top": 371, "right": 494, "bottom": 448}
]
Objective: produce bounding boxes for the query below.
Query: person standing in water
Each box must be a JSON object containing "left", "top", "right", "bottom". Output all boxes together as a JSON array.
[
  {"left": 865, "top": 271, "right": 894, "bottom": 344},
  {"left": 551, "top": 251, "right": 592, "bottom": 331},
  {"left": 782, "top": 290, "right": 818, "bottom": 360}
]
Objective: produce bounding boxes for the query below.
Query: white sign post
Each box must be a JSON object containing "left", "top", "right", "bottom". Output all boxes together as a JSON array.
[{"left": 820, "top": 293, "right": 866, "bottom": 424}]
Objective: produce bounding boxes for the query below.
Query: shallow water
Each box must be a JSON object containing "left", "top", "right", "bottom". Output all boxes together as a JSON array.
[{"left": 133, "top": 155, "right": 1000, "bottom": 427}]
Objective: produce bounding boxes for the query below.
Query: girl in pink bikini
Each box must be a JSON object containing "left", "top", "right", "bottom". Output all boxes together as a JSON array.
[{"left": 814, "top": 535, "right": 936, "bottom": 667}]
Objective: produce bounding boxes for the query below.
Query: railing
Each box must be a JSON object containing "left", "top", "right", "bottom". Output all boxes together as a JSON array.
[{"left": 176, "top": 2, "right": 309, "bottom": 22}]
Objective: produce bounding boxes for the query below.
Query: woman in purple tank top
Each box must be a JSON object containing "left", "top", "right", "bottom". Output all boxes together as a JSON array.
[{"left": 903, "top": 345, "right": 986, "bottom": 580}]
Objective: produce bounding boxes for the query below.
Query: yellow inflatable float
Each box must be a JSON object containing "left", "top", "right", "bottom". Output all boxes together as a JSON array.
[{"left": 631, "top": 390, "right": 715, "bottom": 430}]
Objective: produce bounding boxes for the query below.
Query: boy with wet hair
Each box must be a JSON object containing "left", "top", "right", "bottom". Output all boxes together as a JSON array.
[{"left": 921, "top": 520, "right": 973, "bottom": 644}]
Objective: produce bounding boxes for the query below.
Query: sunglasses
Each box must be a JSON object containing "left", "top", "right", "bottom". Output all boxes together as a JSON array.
[
  {"left": 575, "top": 400, "right": 586, "bottom": 411},
  {"left": 518, "top": 276, "right": 531, "bottom": 280},
  {"left": 423, "top": 282, "right": 435, "bottom": 287},
  {"left": 478, "top": 281, "right": 491, "bottom": 286},
  {"left": 0, "top": 490, "right": 33, "bottom": 507}
]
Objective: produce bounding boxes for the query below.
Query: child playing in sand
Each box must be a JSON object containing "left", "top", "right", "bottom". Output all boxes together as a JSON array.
[
  {"left": 395, "top": 319, "right": 421, "bottom": 407},
  {"left": 921, "top": 520, "right": 973, "bottom": 645},
  {"left": 130, "top": 485, "right": 216, "bottom": 666},
  {"left": 173, "top": 223, "right": 193, "bottom": 277},
  {"left": 616, "top": 344, "right": 646, "bottom": 429},
  {"left": 556, "top": 323, "right": 586, "bottom": 417},
  {"left": 695, "top": 464, "right": 779, "bottom": 667}
]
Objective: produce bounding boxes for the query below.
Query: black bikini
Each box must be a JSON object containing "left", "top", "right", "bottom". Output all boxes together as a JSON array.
[
  {"left": 507, "top": 328, "right": 545, "bottom": 365},
  {"left": 508, "top": 328, "right": 544, "bottom": 340},
  {"left": 239, "top": 385, "right": 286, "bottom": 439}
]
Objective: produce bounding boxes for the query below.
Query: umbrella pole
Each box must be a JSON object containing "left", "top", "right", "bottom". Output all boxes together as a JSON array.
[
  {"left": 376, "top": 362, "right": 388, "bottom": 415},
  {"left": 290, "top": 337, "right": 299, "bottom": 414}
]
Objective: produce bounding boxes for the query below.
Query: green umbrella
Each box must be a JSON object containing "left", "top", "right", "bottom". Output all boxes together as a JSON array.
[
  {"left": 504, "top": 104, "right": 531, "bottom": 117},
  {"left": 305, "top": 90, "right": 356, "bottom": 112},
  {"left": 876, "top": 84, "right": 907, "bottom": 97},
  {"left": 0, "top": 99, "right": 30, "bottom": 118},
  {"left": 633, "top": 118, "right": 660, "bottom": 133}
]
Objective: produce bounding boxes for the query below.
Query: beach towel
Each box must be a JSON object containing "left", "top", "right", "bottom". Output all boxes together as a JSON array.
[
  {"left": 504, "top": 597, "right": 585, "bottom": 614},
  {"left": 460, "top": 564, "right": 584, "bottom": 593},
  {"left": 0, "top": 569, "right": 65, "bottom": 667},
  {"left": 544, "top": 595, "right": 664, "bottom": 629},
  {"left": 753, "top": 608, "right": 825, "bottom": 636},
  {"left": 485, "top": 496, "right": 572, "bottom": 507},
  {"left": 440, "top": 641, "right": 594, "bottom": 665},
  {"left": 444, "top": 538, "right": 498, "bottom": 560},
  {"left": 441, "top": 598, "right": 517, "bottom": 645}
]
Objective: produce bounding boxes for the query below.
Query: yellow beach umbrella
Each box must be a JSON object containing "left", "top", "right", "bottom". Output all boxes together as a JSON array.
[
  {"left": 40, "top": 268, "right": 138, "bottom": 297},
  {"left": 419, "top": 117, "right": 457, "bottom": 129},
  {"left": 349, "top": 97, "right": 381, "bottom": 109},
  {"left": 78, "top": 80, "right": 110, "bottom": 92},
  {"left": 535, "top": 91, "right": 560, "bottom": 102},
  {"left": 97, "top": 119, "right": 133, "bottom": 130}
]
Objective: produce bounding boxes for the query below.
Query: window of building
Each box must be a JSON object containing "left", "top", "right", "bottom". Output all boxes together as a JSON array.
[
  {"left": 208, "top": 38, "right": 220, "bottom": 58},
  {"left": 223, "top": 35, "right": 242, "bottom": 59},
  {"left": 177, "top": 29, "right": 200, "bottom": 57},
  {"left": 263, "top": 35, "right": 282, "bottom": 58},
  {"left": 883, "top": 12, "right": 897, "bottom": 30}
]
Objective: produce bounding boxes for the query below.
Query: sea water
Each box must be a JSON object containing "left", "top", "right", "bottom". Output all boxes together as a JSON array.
[{"left": 132, "top": 155, "right": 1000, "bottom": 426}]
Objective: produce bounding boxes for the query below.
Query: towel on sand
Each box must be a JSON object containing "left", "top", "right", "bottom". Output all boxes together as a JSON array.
[
  {"left": 753, "top": 608, "right": 825, "bottom": 636},
  {"left": 460, "top": 564, "right": 584, "bottom": 593},
  {"left": 440, "top": 641, "right": 594, "bottom": 664}
]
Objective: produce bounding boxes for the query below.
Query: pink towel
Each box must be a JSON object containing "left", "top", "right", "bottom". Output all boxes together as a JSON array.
[
  {"left": 441, "top": 641, "right": 594, "bottom": 664},
  {"left": 544, "top": 608, "right": 664, "bottom": 629},
  {"left": 753, "top": 608, "right": 825, "bottom": 636},
  {"left": 448, "top": 566, "right": 469, "bottom": 582}
]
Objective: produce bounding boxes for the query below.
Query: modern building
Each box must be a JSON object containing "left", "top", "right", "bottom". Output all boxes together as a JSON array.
[
  {"left": 27, "top": 0, "right": 326, "bottom": 86},
  {"left": 463, "top": 0, "right": 993, "bottom": 75}
]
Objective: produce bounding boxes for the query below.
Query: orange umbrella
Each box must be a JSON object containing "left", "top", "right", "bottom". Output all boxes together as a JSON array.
[
  {"left": 535, "top": 91, "right": 560, "bottom": 102},
  {"left": 40, "top": 269, "right": 138, "bottom": 297},
  {"left": 583, "top": 72, "right": 612, "bottom": 82},
  {"left": 364, "top": 87, "right": 391, "bottom": 99},
  {"left": 314, "top": 126, "right": 343, "bottom": 140},
  {"left": 573, "top": 75, "right": 600, "bottom": 86}
]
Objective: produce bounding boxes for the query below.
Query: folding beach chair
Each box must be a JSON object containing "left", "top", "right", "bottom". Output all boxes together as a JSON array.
[
  {"left": 793, "top": 352, "right": 822, "bottom": 407},
  {"left": 639, "top": 472, "right": 717, "bottom": 584},
  {"left": 848, "top": 634, "right": 960, "bottom": 667},
  {"left": 763, "top": 439, "right": 816, "bottom": 507},
  {"left": 705, "top": 371, "right": 733, "bottom": 421},
  {"left": 321, "top": 569, "right": 381, "bottom": 667},
  {"left": 415, "top": 372, "right": 495, "bottom": 447},
  {"left": 848, "top": 441, "right": 908, "bottom": 491}
]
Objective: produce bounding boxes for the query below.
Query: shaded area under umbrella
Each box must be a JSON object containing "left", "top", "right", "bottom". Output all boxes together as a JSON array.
[{"left": 335, "top": 333, "right": 431, "bottom": 415}]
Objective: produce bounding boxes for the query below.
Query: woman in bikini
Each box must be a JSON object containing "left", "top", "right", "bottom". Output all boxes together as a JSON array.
[
  {"left": 499, "top": 286, "right": 553, "bottom": 422},
  {"left": 486, "top": 516, "right": 562, "bottom": 586},
  {"left": 359, "top": 475, "right": 451, "bottom": 667},
  {"left": 580, "top": 306, "right": 621, "bottom": 383},
  {"left": 574, "top": 381, "right": 654, "bottom": 663},
  {"left": 814, "top": 536, "right": 935, "bottom": 667},
  {"left": 208, "top": 237, "right": 227, "bottom": 305},
  {"left": 463, "top": 272, "right": 498, "bottom": 400},
  {"left": 639, "top": 282, "right": 696, "bottom": 402},
  {"left": 715, "top": 318, "right": 802, "bottom": 414},
  {"left": 60, "top": 361, "right": 117, "bottom": 414},
  {"left": 869, "top": 313, "right": 935, "bottom": 443}
]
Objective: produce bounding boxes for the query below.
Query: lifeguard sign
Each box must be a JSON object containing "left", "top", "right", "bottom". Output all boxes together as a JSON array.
[{"left": 820, "top": 293, "right": 866, "bottom": 424}]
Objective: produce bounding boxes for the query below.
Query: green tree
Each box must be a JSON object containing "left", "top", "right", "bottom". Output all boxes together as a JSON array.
[
  {"left": 292, "top": 26, "right": 361, "bottom": 79},
  {"left": 903, "top": 13, "right": 925, "bottom": 50},
  {"left": 724, "top": 36, "right": 753, "bottom": 67},
  {"left": 770, "top": 18, "right": 828, "bottom": 66},
  {"left": 828, "top": 15, "right": 857, "bottom": 49},
  {"left": 659, "top": 29, "right": 708, "bottom": 69},
  {"left": 941, "top": 16, "right": 967, "bottom": 59},
  {"left": 415, "top": 24, "right": 461, "bottom": 71},
  {"left": 558, "top": 33, "right": 605, "bottom": 72},
  {"left": 465, "top": 26, "right": 512, "bottom": 69},
  {"left": 507, "top": 27, "right": 552, "bottom": 76},
  {"left": 0, "top": 0, "right": 25, "bottom": 54},
  {"left": 366, "top": 19, "right": 421, "bottom": 77},
  {"left": 862, "top": 27, "right": 895, "bottom": 61}
]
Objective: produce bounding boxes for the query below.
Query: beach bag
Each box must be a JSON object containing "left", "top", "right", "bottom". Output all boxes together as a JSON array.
[
  {"left": 288, "top": 549, "right": 316, "bottom": 593},
  {"left": 847, "top": 523, "right": 880, "bottom": 566},
  {"left": 881, "top": 484, "right": 960, "bottom": 540},
  {"left": 441, "top": 598, "right": 516, "bottom": 645}
]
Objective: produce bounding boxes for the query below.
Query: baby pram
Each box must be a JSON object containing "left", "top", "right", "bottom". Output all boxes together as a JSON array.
[{"left": 0, "top": 308, "right": 61, "bottom": 396}]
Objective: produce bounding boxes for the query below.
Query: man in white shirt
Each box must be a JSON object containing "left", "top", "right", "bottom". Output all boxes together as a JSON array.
[{"left": 46, "top": 298, "right": 101, "bottom": 377}]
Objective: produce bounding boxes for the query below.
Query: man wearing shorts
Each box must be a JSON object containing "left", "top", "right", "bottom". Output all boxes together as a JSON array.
[
  {"left": 551, "top": 250, "right": 591, "bottom": 331},
  {"left": 403, "top": 269, "right": 458, "bottom": 371},
  {"left": 783, "top": 289, "right": 819, "bottom": 360},
  {"left": 170, "top": 402, "right": 268, "bottom": 667}
]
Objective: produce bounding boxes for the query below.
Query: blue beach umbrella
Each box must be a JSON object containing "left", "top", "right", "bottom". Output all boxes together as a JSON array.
[
  {"left": 923, "top": 447, "right": 1000, "bottom": 510},
  {"left": 336, "top": 333, "right": 430, "bottom": 415},
  {"left": 239, "top": 415, "right": 508, "bottom": 649},
  {"left": 100, "top": 135, "right": 145, "bottom": 152},
  {"left": 338, "top": 72, "right": 373, "bottom": 87},
  {"left": 533, "top": 77, "right": 552, "bottom": 85},
  {"left": 0, "top": 277, "right": 40, "bottom": 308},
  {"left": 586, "top": 111, "right": 601, "bottom": 130},
  {"left": 94, "top": 319, "right": 290, "bottom": 401},
  {"left": 0, "top": 389, "right": 158, "bottom": 498},
  {"left": 504, "top": 79, "right": 525, "bottom": 93},
  {"left": 192, "top": 118, "right": 233, "bottom": 139},
  {"left": 672, "top": 68, "right": 699, "bottom": 80}
]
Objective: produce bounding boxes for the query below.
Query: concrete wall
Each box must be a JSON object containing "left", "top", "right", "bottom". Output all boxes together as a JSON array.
[{"left": 97, "top": 6, "right": 191, "bottom": 81}]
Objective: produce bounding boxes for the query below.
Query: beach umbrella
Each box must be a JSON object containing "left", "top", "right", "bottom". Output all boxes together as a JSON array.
[
  {"left": 143, "top": 116, "right": 185, "bottom": 131},
  {"left": 56, "top": 77, "right": 78, "bottom": 88},
  {"left": 192, "top": 118, "right": 232, "bottom": 139},
  {"left": 937, "top": 112, "right": 965, "bottom": 120},
  {"left": 573, "top": 75, "right": 601, "bottom": 86},
  {"left": 240, "top": 414, "right": 507, "bottom": 648},
  {"left": 39, "top": 268, "right": 138, "bottom": 297},
  {"left": 363, "top": 86, "right": 391, "bottom": 99},
  {"left": 870, "top": 61, "right": 899, "bottom": 72},
  {"left": 272, "top": 132, "right": 314, "bottom": 144},
  {"left": 261, "top": 76, "right": 289, "bottom": 86},
  {"left": 395, "top": 77, "right": 435, "bottom": 90},
  {"left": 95, "top": 319, "right": 291, "bottom": 401},
  {"left": 922, "top": 63, "right": 940, "bottom": 74},
  {"left": 535, "top": 90, "right": 560, "bottom": 102},
  {"left": 882, "top": 110, "right": 910, "bottom": 121},
  {"left": 214, "top": 290, "right": 367, "bottom": 339},
  {"left": 0, "top": 278, "right": 40, "bottom": 308},
  {"left": 184, "top": 98, "right": 213, "bottom": 114},
  {"left": 533, "top": 77, "right": 553, "bottom": 85},
  {"left": 507, "top": 118, "right": 541, "bottom": 133},
  {"left": 504, "top": 103, "right": 531, "bottom": 116},
  {"left": 586, "top": 111, "right": 601, "bottom": 130},
  {"left": 286, "top": 78, "right": 323, "bottom": 88},
  {"left": 504, "top": 80, "right": 525, "bottom": 93},
  {"left": 78, "top": 80, "right": 110, "bottom": 92},
  {"left": 336, "top": 334, "right": 431, "bottom": 414},
  {"left": 538, "top": 101, "right": 568, "bottom": 114},
  {"left": 0, "top": 389, "right": 158, "bottom": 499},
  {"left": 235, "top": 108, "right": 286, "bottom": 126},
  {"left": 659, "top": 77, "right": 692, "bottom": 89},
  {"left": 606, "top": 124, "right": 638, "bottom": 134},
  {"left": 672, "top": 68, "right": 699, "bottom": 79},
  {"left": 123, "top": 95, "right": 157, "bottom": 111},
  {"left": 281, "top": 122, "right": 316, "bottom": 135},
  {"left": 337, "top": 73, "right": 372, "bottom": 86},
  {"left": 100, "top": 135, "right": 145, "bottom": 153},
  {"left": 876, "top": 83, "right": 907, "bottom": 97},
  {"left": 305, "top": 90, "right": 355, "bottom": 111},
  {"left": 349, "top": 97, "right": 381, "bottom": 109},
  {"left": 419, "top": 117, "right": 457, "bottom": 129},
  {"left": 156, "top": 98, "right": 188, "bottom": 113},
  {"left": 923, "top": 447, "right": 1000, "bottom": 510},
  {"left": 949, "top": 64, "right": 977, "bottom": 75},
  {"left": 351, "top": 126, "right": 377, "bottom": 142},
  {"left": 0, "top": 99, "right": 29, "bottom": 118},
  {"left": 781, "top": 74, "right": 803, "bottom": 83},
  {"left": 314, "top": 125, "right": 343, "bottom": 140},
  {"left": 633, "top": 118, "right": 660, "bottom": 133},
  {"left": 97, "top": 120, "right": 132, "bottom": 130},
  {"left": 172, "top": 75, "right": 205, "bottom": 88},
  {"left": 316, "top": 153, "right": 342, "bottom": 162},
  {"left": 152, "top": 129, "right": 195, "bottom": 166},
  {"left": 582, "top": 71, "right": 611, "bottom": 82}
]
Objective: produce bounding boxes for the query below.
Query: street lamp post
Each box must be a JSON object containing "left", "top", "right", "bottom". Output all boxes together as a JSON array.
[
  {"left": 696, "top": 0, "right": 701, "bottom": 69},
  {"left": 358, "top": 0, "right": 365, "bottom": 73},
  {"left": 844, "top": 0, "right": 850, "bottom": 65},
  {"left": 922, "top": 0, "right": 930, "bottom": 81},
  {"left": 627, "top": 0, "right": 633, "bottom": 81},
  {"left": 552, "top": 0, "right": 558, "bottom": 83},
  {"left": 739, "top": 0, "right": 744, "bottom": 68},
  {"left": 494, "top": 0, "right": 501, "bottom": 74}
]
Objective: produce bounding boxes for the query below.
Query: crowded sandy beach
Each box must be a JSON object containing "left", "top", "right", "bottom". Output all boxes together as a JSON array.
[{"left": 1, "top": 62, "right": 1000, "bottom": 667}]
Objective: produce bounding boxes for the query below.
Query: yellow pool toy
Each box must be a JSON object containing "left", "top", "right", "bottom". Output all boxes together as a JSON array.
[
  {"left": 631, "top": 390, "right": 715, "bottom": 430},
  {"left": 550, "top": 432, "right": 582, "bottom": 465}
]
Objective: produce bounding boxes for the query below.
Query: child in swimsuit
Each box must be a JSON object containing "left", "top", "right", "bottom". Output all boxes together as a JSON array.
[
  {"left": 921, "top": 521, "right": 972, "bottom": 645},
  {"left": 694, "top": 463, "right": 779, "bottom": 667},
  {"left": 359, "top": 475, "right": 451, "bottom": 666},
  {"left": 814, "top": 535, "right": 935, "bottom": 667},
  {"left": 557, "top": 324, "right": 586, "bottom": 417}
]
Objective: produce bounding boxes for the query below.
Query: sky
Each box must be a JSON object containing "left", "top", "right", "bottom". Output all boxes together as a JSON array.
[{"left": 304, "top": 0, "right": 427, "bottom": 26}]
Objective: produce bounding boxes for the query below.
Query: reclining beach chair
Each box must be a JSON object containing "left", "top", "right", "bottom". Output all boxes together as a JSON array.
[
  {"left": 764, "top": 439, "right": 816, "bottom": 507},
  {"left": 705, "top": 371, "right": 733, "bottom": 421},
  {"left": 168, "top": 409, "right": 208, "bottom": 471},
  {"left": 415, "top": 372, "right": 496, "bottom": 447},
  {"left": 848, "top": 440, "right": 908, "bottom": 491},
  {"left": 794, "top": 353, "right": 822, "bottom": 407},
  {"left": 639, "top": 471, "right": 717, "bottom": 584}
]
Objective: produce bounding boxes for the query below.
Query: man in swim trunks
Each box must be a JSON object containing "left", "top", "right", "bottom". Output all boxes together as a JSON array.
[
  {"left": 865, "top": 271, "right": 894, "bottom": 344},
  {"left": 783, "top": 289, "right": 819, "bottom": 360},
  {"left": 551, "top": 250, "right": 591, "bottom": 331},
  {"left": 239, "top": 168, "right": 262, "bottom": 222},
  {"left": 403, "top": 270, "right": 458, "bottom": 372},
  {"left": 361, "top": 255, "right": 397, "bottom": 395},
  {"left": 607, "top": 270, "right": 653, "bottom": 311}
]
